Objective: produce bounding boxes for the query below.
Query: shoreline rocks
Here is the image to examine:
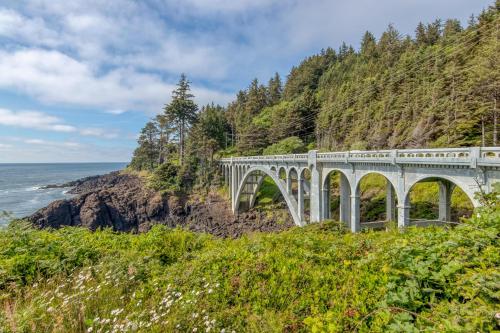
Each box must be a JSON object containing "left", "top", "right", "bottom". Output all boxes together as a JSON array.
[{"left": 29, "top": 172, "right": 294, "bottom": 237}]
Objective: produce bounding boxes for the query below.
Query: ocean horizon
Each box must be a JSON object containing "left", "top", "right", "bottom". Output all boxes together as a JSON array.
[{"left": 0, "top": 162, "right": 128, "bottom": 225}]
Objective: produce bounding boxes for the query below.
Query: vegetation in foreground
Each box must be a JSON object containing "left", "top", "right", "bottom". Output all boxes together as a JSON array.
[{"left": 1, "top": 202, "right": 498, "bottom": 332}]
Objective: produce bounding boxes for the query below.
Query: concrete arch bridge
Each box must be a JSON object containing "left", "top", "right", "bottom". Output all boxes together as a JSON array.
[{"left": 219, "top": 147, "right": 500, "bottom": 232}]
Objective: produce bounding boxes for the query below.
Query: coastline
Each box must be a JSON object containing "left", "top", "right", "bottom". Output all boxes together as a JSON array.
[{"left": 0, "top": 163, "right": 128, "bottom": 222}]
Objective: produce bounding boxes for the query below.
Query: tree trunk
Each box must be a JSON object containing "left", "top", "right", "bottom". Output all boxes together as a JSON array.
[
  {"left": 180, "top": 119, "right": 185, "bottom": 165},
  {"left": 481, "top": 116, "right": 485, "bottom": 147},
  {"left": 494, "top": 97, "right": 498, "bottom": 146}
]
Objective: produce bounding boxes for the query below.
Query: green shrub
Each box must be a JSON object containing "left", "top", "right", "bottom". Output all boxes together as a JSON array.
[
  {"left": 148, "top": 161, "right": 179, "bottom": 192},
  {"left": 263, "top": 136, "right": 306, "bottom": 155},
  {"left": 0, "top": 206, "right": 498, "bottom": 332}
]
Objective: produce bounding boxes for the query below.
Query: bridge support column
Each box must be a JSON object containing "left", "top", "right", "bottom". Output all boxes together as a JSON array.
[
  {"left": 339, "top": 175, "right": 350, "bottom": 224},
  {"left": 231, "top": 164, "right": 237, "bottom": 211},
  {"left": 298, "top": 177, "right": 305, "bottom": 224},
  {"left": 308, "top": 150, "right": 322, "bottom": 223},
  {"left": 350, "top": 195, "right": 360, "bottom": 232},
  {"left": 286, "top": 174, "right": 293, "bottom": 196},
  {"left": 438, "top": 181, "right": 454, "bottom": 221},
  {"left": 386, "top": 181, "right": 396, "bottom": 221},
  {"left": 397, "top": 204, "right": 410, "bottom": 228},
  {"left": 322, "top": 181, "right": 330, "bottom": 220}
]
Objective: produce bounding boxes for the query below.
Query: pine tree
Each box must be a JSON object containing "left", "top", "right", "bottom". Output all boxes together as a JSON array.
[
  {"left": 155, "top": 113, "right": 176, "bottom": 164},
  {"left": 130, "top": 121, "right": 159, "bottom": 170},
  {"left": 267, "top": 73, "right": 283, "bottom": 105},
  {"left": 426, "top": 19, "right": 442, "bottom": 45},
  {"left": 164, "top": 74, "right": 198, "bottom": 165},
  {"left": 360, "top": 31, "right": 377, "bottom": 58},
  {"left": 415, "top": 22, "right": 427, "bottom": 45}
]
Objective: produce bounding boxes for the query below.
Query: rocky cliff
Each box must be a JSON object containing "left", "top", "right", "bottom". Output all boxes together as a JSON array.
[{"left": 29, "top": 172, "right": 293, "bottom": 237}]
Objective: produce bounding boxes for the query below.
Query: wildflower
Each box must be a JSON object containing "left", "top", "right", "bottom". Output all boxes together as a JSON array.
[
  {"left": 193, "top": 328, "right": 198, "bottom": 332},
  {"left": 87, "top": 327, "right": 93, "bottom": 333}
]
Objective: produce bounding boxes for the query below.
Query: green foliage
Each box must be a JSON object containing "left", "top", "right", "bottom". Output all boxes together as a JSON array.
[
  {"left": 221, "top": 5, "right": 499, "bottom": 152},
  {"left": 164, "top": 74, "right": 199, "bottom": 165},
  {"left": 263, "top": 136, "right": 306, "bottom": 155},
  {"left": 148, "top": 161, "right": 179, "bottom": 192},
  {"left": 1, "top": 206, "right": 499, "bottom": 332},
  {"left": 129, "top": 121, "right": 160, "bottom": 170},
  {"left": 254, "top": 176, "right": 283, "bottom": 206}
]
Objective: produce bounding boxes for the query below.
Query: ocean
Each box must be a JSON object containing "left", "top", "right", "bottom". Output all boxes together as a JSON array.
[{"left": 0, "top": 163, "right": 128, "bottom": 225}]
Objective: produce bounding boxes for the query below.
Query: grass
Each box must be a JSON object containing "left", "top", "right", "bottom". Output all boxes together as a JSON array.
[{"left": 0, "top": 204, "right": 498, "bottom": 332}]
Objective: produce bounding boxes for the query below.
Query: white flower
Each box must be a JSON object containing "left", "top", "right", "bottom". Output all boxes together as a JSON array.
[{"left": 87, "top": 328, "right": 93, "bottom": 333}]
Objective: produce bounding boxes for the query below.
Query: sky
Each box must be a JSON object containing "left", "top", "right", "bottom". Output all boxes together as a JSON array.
[{"left": 0, "top": 0, "right": 493, "bottom": 163}]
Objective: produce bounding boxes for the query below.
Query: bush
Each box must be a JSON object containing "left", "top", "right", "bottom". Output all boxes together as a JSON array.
[
  {"left": 148, "top": 161, "right": 179, "bottom": 192},
  {"left": 0, "top": 206, "right": 498, "bottom": 332},
  {"left": 263, "top": 136, "right": 306, "bottom": 155}
]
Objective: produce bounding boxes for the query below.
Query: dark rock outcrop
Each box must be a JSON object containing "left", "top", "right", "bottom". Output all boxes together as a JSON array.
[
  {"left": 30, "top": 172, "right": 170, "bottom": 233},
  {"left": 29, "top": 172, "right": 294, "bottom": 237}
]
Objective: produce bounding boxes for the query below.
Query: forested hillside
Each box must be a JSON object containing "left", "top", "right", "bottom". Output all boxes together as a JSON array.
[
  {"left": 130, "top": 2, "right": 499, "bottom": 192},
  {"left": 230, "top": 4, "right": 499, "bottom": 153}
]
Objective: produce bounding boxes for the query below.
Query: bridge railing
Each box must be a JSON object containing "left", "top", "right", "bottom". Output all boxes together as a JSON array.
[{"left": 220, "top": 147, "right": 500, "bottom": 166}]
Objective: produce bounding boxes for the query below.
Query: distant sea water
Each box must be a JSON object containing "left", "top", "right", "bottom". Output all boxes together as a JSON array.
[{"left": 0, "top": 163, "right": 128, "bottom": 225}]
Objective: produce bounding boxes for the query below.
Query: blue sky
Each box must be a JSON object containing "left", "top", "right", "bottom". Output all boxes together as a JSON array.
[{"left": 0, "top": 0, "right": 493, "bottom": 163}]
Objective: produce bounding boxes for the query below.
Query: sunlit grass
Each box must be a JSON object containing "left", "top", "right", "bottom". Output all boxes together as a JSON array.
[{"left": 1, "top": 206, "right": 498, "bottom": 332}]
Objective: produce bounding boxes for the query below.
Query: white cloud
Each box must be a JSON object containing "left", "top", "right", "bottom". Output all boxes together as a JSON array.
[
  {"left": 0, "top": 108, "right": 123, "bottom": 139},
  {"left": 0, "top": 108, "right": 76, "bottom": 132},
  {"left": 79, "top": 128, "right": 119, "bottom": 139},
  {"left": 0, "top": 49, "right": 233, "bottom": 113},
  {"left": 172, "top": 0, "right": 277, "bottom": 13},
  {"left": 0, "top": 139, "right": 131, "bottom": 163},
  {"left": 0, "top": 8, "right": 60, "bottom": 47},
  {"left": 105, "top": 109, "right": 127, "bottom": 115},
  {"left": 24, "top": 138, "right": 82, "bottom": 148},
  {"left": 25, "top": 139, "right": 46, "bottom": 144}
]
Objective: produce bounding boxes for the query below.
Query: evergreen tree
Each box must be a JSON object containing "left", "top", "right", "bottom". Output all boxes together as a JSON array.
[
  {"left": 426, "top": 19, "right": 442, "bottom": 45},
  {"left": 130, "top": 121, "right": 159, "bottom": 170},
  {"left": 164, "top": 74, "right": 198, "bottom": 165},
  {"left": 267, "top": 72, "right": 283, "bottom": 105},
  {"left": 155, "top": 113, "right": 176, "bottom": 164},
  {"left": 442, "top": 19, "right": 462, "bottom": 42},
  {"left": 415, "top": 22, "right": 427, "bottom": 45},
  {"left": 360, "top": 31, "right": 377, "bottom": 58}
]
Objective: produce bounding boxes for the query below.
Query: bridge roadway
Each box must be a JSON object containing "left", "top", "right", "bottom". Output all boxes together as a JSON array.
[{"left": 219, "top": 147, "right": 500, "bottom": 231}]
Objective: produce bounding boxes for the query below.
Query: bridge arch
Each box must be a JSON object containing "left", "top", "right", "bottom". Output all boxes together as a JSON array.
[
  {"left": 278, "top": 167, "right": 287, "bottom": 180},
  {"left": 234, "top": 166, "right": 303, "bottom": 226},
  {"left": 404, "top": 175, "right": 478, "bottom": 207},
  {"left": 354, "top": 172, "right": 400, "bottom": 226},
  {"left": 287, "top": 166, "right": 299, "bottom": 180},
  {"left": 288, "top": 167, "right": 299, "bottom": 199},
  {"left": 322, "top": 169, "right": 352, "bottom": 224},
  {"left": 403, "top": 175, "right": 477, "bottom": 224}
]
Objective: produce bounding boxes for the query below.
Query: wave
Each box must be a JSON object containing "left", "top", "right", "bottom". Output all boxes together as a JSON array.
[{"left": 25, "top": 186, "right": 40, "bottom": 191}]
